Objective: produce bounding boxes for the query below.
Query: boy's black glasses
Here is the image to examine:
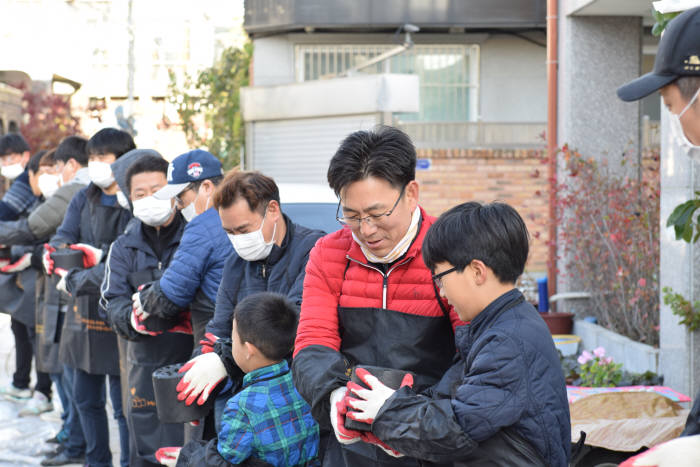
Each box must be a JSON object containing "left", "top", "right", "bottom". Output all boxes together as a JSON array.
[{"left": 432, "top": 267, "right": 458, "bottom": 289}]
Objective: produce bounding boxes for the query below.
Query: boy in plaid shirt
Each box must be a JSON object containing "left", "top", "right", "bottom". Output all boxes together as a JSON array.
[{"left": 161, "top": 292, "right": 319, "bottom": 467}]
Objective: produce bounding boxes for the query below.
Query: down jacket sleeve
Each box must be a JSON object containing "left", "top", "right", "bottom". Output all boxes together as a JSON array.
[
  {"left": 291, "top": 239, "right": 352, "bottom": 430},
  {"left": 0, "top": 218, "right": 37, "bottom": 245},
  {"left": 371, "top": 331, "right": 528, "bottom": 461},
  {"left": 28, "top": 182, "right": 83, "bottom": 240},
  {"left": 100, "top": 240, "right": 142, "bottom": 340}
]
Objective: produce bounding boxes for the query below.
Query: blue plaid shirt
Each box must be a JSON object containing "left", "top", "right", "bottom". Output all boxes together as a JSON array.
[{"left": 217, "top": 360, "right": 320, "bottom": 467}]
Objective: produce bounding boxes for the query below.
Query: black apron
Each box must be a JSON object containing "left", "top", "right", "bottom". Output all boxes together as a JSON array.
[
  {"left": 59, "top": 203, "right": 128, "bottom": 375},
  {"left": 126, "top": 266, "right": 194, "bottom": 467},
  {"left": 324, "top": 258, "right": 456, "bottom": 467},
  {"left": 34, "top": 273, "right": 64, "bottom": 374},
  {"left": 0, "top": 267, "right": 38, "bottom": 327}
]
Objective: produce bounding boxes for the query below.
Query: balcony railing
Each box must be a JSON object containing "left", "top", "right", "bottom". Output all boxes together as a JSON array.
[{"left": 396, "top": 121, "right": 546, "bottom": 149}]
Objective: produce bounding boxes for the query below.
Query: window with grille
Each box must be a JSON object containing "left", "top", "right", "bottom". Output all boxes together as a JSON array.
[{"left": 295, "top": 44, "right": 479, "bottom": 122}]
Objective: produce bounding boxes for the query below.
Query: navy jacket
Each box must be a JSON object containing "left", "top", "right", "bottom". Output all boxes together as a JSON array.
[
  {"left": 371, "top": 289, "right": 571, "bottom": 467},
  {"left": 101, "top": 215, "right": 185, "bottom": 340},
  {"left": 0, "top": 170, "right": 39, "bottom": 221},
  {"left": 207, "top": 215, "right": 325, "bottom": 338}
]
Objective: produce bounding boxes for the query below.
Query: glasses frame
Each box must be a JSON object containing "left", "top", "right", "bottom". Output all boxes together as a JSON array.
[
  {"left": 336, "top": 184, "right": 406, "bottom": 228},
  {"left": 432, "top": 266, "right": 458, "bottom": 289},
  {"left": 174, "top": 183, "right": 194, "bottom": 208}
]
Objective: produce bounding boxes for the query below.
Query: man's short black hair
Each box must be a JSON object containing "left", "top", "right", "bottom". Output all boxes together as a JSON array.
[
  {"left": 233, "top": 292, "right": 297, "bottom": 361},
  {"left": 125, "top": 155, "right": 168, "bottom": 194},
  {"left": 327, "top": 125, "right": 416, "bottom": 196},
  {"left": 0, "top": 133, "right": 30, "bottom": 157},
  {"left": 27, "top": 150, "right": 47, "bottom": 174},
  {"left": 86, "top": 128, "right": 136, "bottom": 159},
  {"left": 190, "top": 174, "right": 224, "bottom": 193},
  {"left": 423, "top": 202, "right": 530, "bottom": 284},
  {"left": 54, "top": 136, "right": 88, "bottom": 166}
]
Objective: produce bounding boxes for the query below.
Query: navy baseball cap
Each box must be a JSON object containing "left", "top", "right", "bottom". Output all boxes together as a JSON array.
[
  {"left": 618, "top": 6, "right": 700, "bottom": 102},
  {"left": 154, "top": 149, "right": 223, "bottom": 200}
]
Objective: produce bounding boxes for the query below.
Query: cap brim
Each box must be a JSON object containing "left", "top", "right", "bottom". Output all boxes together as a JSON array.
[
  {"left": 153, "top": 182, "right": 189, "bottom": 200},
  {"left": 617, "top": 72, "right": 678, "bottom": 102}
]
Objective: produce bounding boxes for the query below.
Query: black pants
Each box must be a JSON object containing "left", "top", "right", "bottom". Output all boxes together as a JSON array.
[{"left": 10, "top": 317, "right": 52, "bottom": 399}]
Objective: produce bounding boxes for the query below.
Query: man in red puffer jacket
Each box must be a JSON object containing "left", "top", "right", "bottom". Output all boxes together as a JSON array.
[{"left": 292, "top": 125, "right": 464, "bottom": 467}]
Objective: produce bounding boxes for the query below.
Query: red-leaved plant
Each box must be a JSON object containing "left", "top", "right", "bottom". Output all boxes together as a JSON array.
[{"left": 534, "top": 145, "right": 660, "bottom": 345}]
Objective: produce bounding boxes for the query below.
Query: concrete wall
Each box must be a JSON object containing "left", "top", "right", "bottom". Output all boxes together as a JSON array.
[
  {"left": 479, "top": 34, "right": 547, "bottom": 122},
  {"left": 251, "top": 32, "right": 547, "bottom": 123}
]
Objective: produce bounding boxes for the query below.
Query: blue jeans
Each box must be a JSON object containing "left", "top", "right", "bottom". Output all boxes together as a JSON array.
[
  {"left": 61, "top": 365, "right": 86, "bottom": 458},
  {"left": 73, "top": 370, "right": 119, "bottom": 467},
  {"left": 109, "top": 374, "right": 129, "bottom": 467}
]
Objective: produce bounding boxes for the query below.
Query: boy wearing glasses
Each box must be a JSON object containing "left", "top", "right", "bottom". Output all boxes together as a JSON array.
[
  {"left": 292, "top": 126, "right": 464, "bottom": 466},
  {"left": 343, "top": 202, "right": 570, "bottom": 466}
]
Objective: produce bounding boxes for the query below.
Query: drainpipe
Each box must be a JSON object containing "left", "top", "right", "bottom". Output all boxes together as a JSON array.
[{"left": 546, "top": 0, "right": 558, "bottom": 300}]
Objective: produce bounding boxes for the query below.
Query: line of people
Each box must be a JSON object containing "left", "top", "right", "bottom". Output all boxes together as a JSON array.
[{"left": 1, "top": 124, "right": 572, "bottom": 467}]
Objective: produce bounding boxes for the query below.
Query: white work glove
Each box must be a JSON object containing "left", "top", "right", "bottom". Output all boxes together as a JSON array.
[
  {"left": 346, "top": 368, "right": 414, "bottom": 425},
  {"left": 42, "top": 244, "right": 55, "bottom": 275},
  {"left": 69, "top": 243, "right": 103, "bottom": 268},
  {"left": 621, "top": 434, "right": 700, "bottom": 467},
  {"left": 329, "top": 386, "right": 362, "bottom": 445},
  {"left": 55, "top": 268, "right": 69, "bottom": 295},
  {"left": 176, "top": 353, "right": 227, "bottom": 406},
  {"left": 132, "top": 291, "right": 149, "bottom": 320},
  {"left": 1, "top": 253, "right": 31, "bottom": 273},
  {"left": 155, "top": 446, "right": 181, "bottom": 467}
]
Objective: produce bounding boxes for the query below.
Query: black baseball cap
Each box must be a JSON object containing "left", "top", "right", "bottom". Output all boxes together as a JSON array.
[{"left": 617, "top": 6, "right": 700, "bottom": 102}]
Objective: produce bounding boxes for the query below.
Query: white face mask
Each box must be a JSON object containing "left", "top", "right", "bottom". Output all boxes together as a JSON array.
[
  {"left": 670, "top": 87, "right": 700, "bottom": 161},
  {"left": 38, "top": 173, "right": 60, "bottom": 198},
  {"left": 228, "top": 212, "right": 277, "bottom": 261},
  {"left": 116, "top": 190, "right": 130, "bottom": 209},
  {"left": 132, "top": 196, "right": 174, "bottom": 227},
  {"left": 88, "top": 161, "right": 115, "bottom": 188},
  {"left": 1, "top": 163, "right": 24, "bottom": 180}
]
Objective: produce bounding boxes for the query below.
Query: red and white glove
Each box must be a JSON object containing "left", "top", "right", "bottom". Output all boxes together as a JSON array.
[
  {"left": 329, "top": 386, "right": 362, "bottom": 445},
  {"left": 42, "top": 244, "right": 55, "bottom": 275},
  {"left": 168, "top": 311, "right": 192, "bottom": 335},
  {"left": 1, "top": 253, "right": 31, "bottom": 273},
  {"left": 199, "top": 332, "right": 218, "bottom": 354},
  {"left": 346, "top": 368, "right": 414, "bottom": 425},
  {"left": 70, "top": 243, "right": 103, "bottom": 268},
  {"left": 130, "top": 308, "right": 158, "bottom": 336},
  {"left": 54, "top": 267, "right": 70, "bottom": 294},
  {"left": 619, "top": 434, "right": 700, "bottom": 467},
  {"left": 360, "top": 431, "right": 404, "bottom": 458},
  {"left": 176, "top": 353, "right": 227, "bottom": 406},
  {"left": 155, "top": 446, "right": 181, "bottom": 467},
  {"left": 132, "top": 290, "right": 148, "bottom": 320}
]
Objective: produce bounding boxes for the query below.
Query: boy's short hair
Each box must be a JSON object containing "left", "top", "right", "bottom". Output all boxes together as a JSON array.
[
  {"left": 39, "top": 149, "right": 56, "bottom": 168},
  {"left": 125, "top": 155, "right": 168, "bottom": 194},
  {"left": 233, "top": 292, "right": 297, "bottom": 361},
  {"left": 423, "top": 201, "right": 530, "bottom": 284},
  {"left": 54, "top": 136, "right": 88, "bottom": 166},
  {"left": 213, "top": 171, "right": 280, "bottom": 213},
  {"left": 0, "top": 133, "right": 30, "bottom": 156},
  {"left": 27, "top": 150, "right": 47, "bottom": 174},
  {"left": 327, "top": 125, "right": 416, "bottom": 196},
  {"left": 86, "top": 128, "right": 136, "bottom": 159}
]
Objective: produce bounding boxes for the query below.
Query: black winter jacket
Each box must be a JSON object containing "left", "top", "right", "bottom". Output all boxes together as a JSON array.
[{"left": 371, "top": 289, "right": 571, "bottom": 467}]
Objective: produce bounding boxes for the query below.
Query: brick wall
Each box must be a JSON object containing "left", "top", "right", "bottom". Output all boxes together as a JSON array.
[{"left": 415, "top": 148, "right": 550, "bottom": 273}]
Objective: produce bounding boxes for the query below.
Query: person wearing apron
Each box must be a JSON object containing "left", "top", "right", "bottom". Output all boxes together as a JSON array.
[
  {"left": 292, "top": 126, "right": 465, "bottom": 466},
  {"left": 46, "top": 128, "right": 135, "bottom": 467},
  {"left": 101, "top": 154, "right": 194, "bottom": 466}
]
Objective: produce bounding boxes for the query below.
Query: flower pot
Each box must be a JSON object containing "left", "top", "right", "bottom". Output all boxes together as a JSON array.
[
  {"left": 540, "top": 312, "right": 574, "bottom": 335},
  {"left": 552, "top": 334, "right": 581, "bottom": 356}
]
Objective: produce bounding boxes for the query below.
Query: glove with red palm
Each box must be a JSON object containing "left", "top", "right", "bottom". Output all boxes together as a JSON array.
[
  {"left": 199, "top": 332, "right": 218, "bottom": 354},
  {"left": 329, "top": 387, "right": 363, "bottom": 445},
  {"left": 42, "top": 244, "right": 56, "bottom": 275},
  {"left": 70, "top": 243, "right": 104, "bottom": 268},
  {"left": 155, "top": 446, "right": 181, "bottom": 467},
  {"left": 1, "top": 253, "right": 32, "bottom": 273},
  {"left": 345, "top": 367, "right": 414, "bottom": 425}
]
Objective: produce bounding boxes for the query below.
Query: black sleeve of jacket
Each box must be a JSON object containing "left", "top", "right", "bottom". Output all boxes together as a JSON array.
[
  {"left": 291, "top": 345, "right": 352, "bottom": 431},
  {"left": 371, "top": 387, "right": 478, "bottom": 463},
  {"left": 105, "top": 294, "right": 143, "bottom": 341},
  {"left": 213, "top": 338, "right": 245, "bottom": 382},
  {"left": 176, "top": 439, "right": 274, "bottom": 467},
  {"left": 0, "top": 218, "right": 37, "bottom": 245},
  {"left": 65, "top": 262, "right": 105, "bottom": 297},
  {"left": 140, "top": 279, "right": 184, "bottom": 320}
]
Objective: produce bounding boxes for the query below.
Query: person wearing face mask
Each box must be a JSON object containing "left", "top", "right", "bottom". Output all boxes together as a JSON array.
[
  {"left": 292, "top": 126, "right": 465, "bottom": 467},
  {"left": 618, "top": 6, "right": 700, "bottom": 446},
  {"left": 44, "top": 128, "right": 135, "bottom": 467},
  {"left": 172, "top": 171, "right": 325, "bottom": 430},
  {"left": 100, "top": 154, "right": 194, "bottom": 467},
  {"left": 129, "top": 149, "right": 231, "bottom": 351},
  {"left": 0, "top": 133, "right": 37, "bottom": 223}
]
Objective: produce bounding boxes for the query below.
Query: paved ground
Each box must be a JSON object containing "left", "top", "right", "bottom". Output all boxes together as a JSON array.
[{"left": 0, "top": 314, "right": 122, "bottom": 466}]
